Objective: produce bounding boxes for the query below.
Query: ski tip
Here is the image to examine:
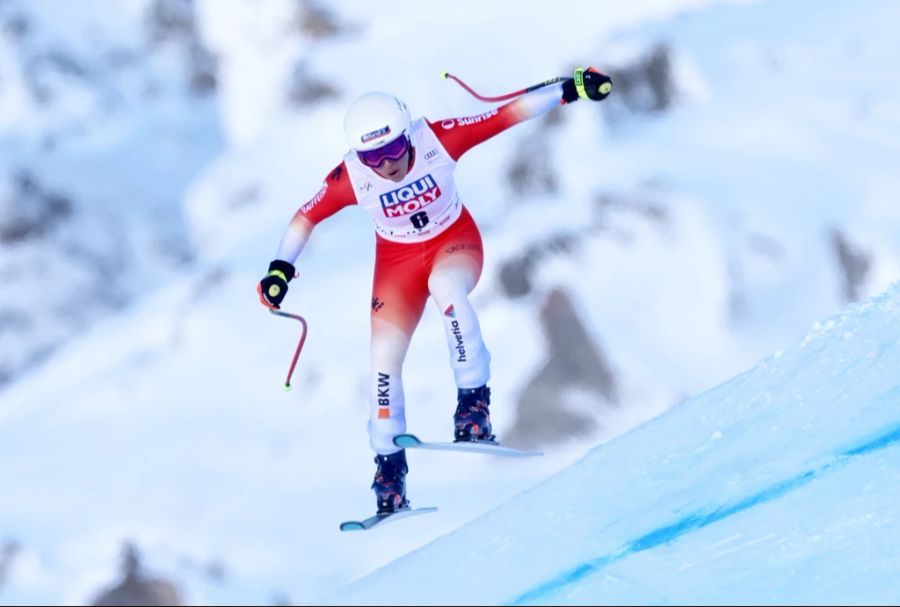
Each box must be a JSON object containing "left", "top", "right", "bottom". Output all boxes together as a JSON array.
[
  {"left": 393, "top": 433, "right": 423, "bottom": 448},
  {"left": 340, "top": 522, "right": 365, "bottom": 532}
]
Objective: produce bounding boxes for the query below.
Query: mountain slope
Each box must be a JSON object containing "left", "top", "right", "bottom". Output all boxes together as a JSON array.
[{"left": 323, "top": 283, "right": 900, "bottom": 605}]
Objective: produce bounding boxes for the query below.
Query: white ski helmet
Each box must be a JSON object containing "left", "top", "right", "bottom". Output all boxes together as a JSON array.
[{"left": 343, "top": 91, "right": 411, "bottom": 152}]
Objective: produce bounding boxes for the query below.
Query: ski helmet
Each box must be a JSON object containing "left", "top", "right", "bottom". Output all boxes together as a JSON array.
[{"left": 343, "top": 92, "right": 411, "bottom": 152}]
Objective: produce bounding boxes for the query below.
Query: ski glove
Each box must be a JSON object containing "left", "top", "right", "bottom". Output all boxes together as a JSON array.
[
  {"left": 562, "top": 67, "right": 613, "bottom": 103},
  {"left": 257, "top": 259, "right": 296, "bottom": 310}
]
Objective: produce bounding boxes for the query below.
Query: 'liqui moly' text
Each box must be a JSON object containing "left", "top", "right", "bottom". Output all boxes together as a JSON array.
[{"left": 379, "top": 174, "right": 441, "bottom": 217}]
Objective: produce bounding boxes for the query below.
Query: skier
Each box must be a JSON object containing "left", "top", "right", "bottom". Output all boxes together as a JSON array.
[{"left": 258, "top": 67, "right": 612, "bottom": 515}]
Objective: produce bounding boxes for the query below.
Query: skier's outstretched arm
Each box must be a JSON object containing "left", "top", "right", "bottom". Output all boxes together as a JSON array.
[
  {"left": 430, "top": 67, "right": 611, "bottom": 160},
  {"left": 258, "top": 162, "right": 357, "bottom": 309}
]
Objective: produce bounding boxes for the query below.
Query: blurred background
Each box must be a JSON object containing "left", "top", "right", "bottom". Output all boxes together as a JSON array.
[{"left": 1, "top": 0, "right": 899, "bottom": 604}]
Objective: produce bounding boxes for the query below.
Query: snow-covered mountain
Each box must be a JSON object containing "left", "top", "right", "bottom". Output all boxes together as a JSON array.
[
  {"left": 2, "top": 0, "right": 899, "bottom": 604},
  {"left": 0, "top": 0, "right": 223, "bottom": 386}
]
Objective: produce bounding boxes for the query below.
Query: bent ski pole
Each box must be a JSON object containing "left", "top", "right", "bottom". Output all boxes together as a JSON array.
[
  {"left": 269, "top": 309, "right": 308, "bottom": 390},
  {"left": 442, "top": 71, "right": 565, "bottom": 103}
]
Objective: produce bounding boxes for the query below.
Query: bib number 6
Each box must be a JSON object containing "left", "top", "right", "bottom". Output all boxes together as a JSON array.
[{"left": 410, "top": 211, "right": 430, "bottom": 230}]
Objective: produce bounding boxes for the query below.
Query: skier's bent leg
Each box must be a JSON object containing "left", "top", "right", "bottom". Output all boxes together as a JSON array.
[
  {"left": 429, "top": 263, "right": 494, "bottom": 441},
  {"left": 428, "top": 264, "right": 491, "bottom": 389}
]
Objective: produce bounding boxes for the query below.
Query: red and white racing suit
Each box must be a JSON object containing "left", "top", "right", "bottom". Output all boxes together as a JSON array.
[{"left": 274, "top": 83, "right": 567, "bottom": 454}]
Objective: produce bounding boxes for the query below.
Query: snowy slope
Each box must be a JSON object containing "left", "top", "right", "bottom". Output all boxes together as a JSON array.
[
  {"left": 2, "top": 0, "right": 900, "bottom": 604},
  {"left": 324, "top": 280, "right": 900, "bottom": 606}
]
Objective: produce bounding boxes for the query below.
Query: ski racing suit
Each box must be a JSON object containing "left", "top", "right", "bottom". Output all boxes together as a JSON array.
[{"left": 274, "top": 83, "right": 568, "bottom": 454}]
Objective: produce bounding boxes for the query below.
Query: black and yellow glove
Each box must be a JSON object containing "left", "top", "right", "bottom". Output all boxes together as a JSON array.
[
  {"left": 257, "top": 259, "right": 296, "bottom": 310},
  {"left": 562, "top": 67, "right": 613, "bottom": 103}
]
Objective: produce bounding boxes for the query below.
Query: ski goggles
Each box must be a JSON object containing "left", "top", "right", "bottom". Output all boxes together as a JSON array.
[{"left": 357, "top": 134, "right": 410, "bottom": 168}]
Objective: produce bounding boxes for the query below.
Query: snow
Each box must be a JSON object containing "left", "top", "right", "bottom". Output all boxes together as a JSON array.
[
  {"left": 326, "top": 285, "right": 900, "bottom": 604},
  {"left": 2, "top": 0, "right": 900, "bottom": 604}
]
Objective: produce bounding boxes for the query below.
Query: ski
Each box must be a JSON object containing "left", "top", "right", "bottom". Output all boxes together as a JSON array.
[
  {"left": 339, "top": 506, "right": 438, "bottom": 532},
  {"left": 393, "top": 433, "right": 543, "bottom": 457}
]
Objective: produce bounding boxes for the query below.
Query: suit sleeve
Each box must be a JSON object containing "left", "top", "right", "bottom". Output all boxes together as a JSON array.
[
  {"left": 296, "top": 162, "right": 357, "bottom": 225},
  {"left": 428, "top": 83, "right": 566, "bottom": 160},
  {"left": 275, "top": 162, "right": 357, "bottom": 263}
]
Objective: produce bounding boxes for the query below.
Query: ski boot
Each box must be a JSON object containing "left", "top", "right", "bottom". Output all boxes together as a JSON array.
[
  {"left": 372, "top": 450, "right": 409, "bottom": 514},
  {"left": 453, "top": 385, "right": 495, "bottom": 442}
]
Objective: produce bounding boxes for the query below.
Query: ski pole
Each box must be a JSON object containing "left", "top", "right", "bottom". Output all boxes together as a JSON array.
[
  {"left": 269, "top": 309, "right": 308, "bottom": 391},
  {"left": 441, "top": 71, "right": 566, "bottom": 103}
]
